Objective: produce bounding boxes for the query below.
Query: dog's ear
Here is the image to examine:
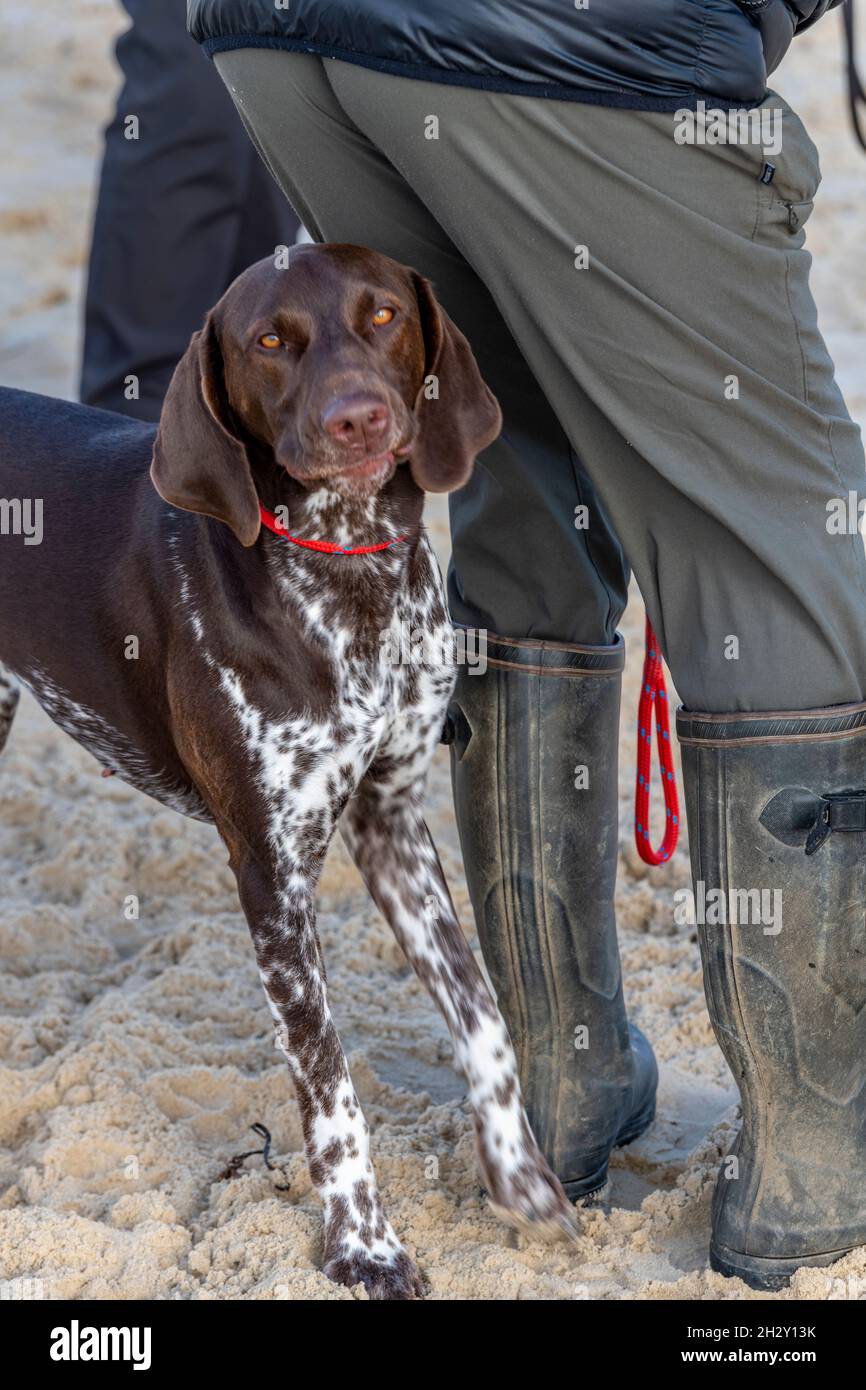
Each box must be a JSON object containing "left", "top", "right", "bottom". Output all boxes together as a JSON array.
[
  {"left": 408, "top": 273, "right": 502, "bottom": 493},
  {"left": 150, "top": 313, "right": 261, "bottom": 547}
]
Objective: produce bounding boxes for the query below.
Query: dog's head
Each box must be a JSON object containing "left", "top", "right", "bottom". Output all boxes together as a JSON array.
[{"left": 150, "top": 244, "right": 502, "bottom": 545}]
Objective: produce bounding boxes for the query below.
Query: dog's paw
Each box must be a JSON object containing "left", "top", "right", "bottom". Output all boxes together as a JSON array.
[
  {"left": 324, "top": 1246, "right": 424, "bottom": 1300},
  {"left": 478, "top": 1135, "right": 578, "bottom": 1242}
]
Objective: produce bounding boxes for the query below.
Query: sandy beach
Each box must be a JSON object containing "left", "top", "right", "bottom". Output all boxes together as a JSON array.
[{"left": 1, "top": 1, "right": 865, "bottom": 1299}]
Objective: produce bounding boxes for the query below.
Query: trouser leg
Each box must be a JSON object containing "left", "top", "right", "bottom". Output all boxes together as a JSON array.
[{"left": 80, "top": 0, "right": 298, "bottom": 422}]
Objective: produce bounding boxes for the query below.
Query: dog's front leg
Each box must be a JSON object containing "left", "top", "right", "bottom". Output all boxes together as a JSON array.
[
  {"left": 233, "top": 851, "right": 424, "bottom": 1299},
  {"left": 340, "top": 781, "right": 576, "bottom": 1239}
]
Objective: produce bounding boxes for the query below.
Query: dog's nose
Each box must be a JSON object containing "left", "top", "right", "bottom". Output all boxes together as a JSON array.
[{"left": 321, "top": 394, "right": 391, "bottom": 452}]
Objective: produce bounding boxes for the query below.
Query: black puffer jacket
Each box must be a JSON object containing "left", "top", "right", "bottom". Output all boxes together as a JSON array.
[{"left": 189, "top": 0, "right": 844, "bottom": 109}]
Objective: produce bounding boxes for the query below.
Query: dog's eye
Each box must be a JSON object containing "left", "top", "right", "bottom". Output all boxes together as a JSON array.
[
  {"left": 371, "top": 306, "right": 395, "bottom": 327},
  {"left": 258, "top": 333, "right": 282, "bottom": 350}
]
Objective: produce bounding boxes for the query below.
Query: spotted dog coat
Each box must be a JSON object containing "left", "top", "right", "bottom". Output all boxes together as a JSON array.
[{"left": 0, "top": 246, "right": 574, "bottom": 1298}]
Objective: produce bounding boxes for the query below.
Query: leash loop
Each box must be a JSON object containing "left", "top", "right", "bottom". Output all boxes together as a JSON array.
[{"left": 635, "top": 617, "right": 680, "bottom": 865}]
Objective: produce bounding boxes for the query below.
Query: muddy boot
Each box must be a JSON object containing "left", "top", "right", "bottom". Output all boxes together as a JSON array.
[
  {"left": 678, "top": 702, "right": 866, "bottom": 1290},
  {"left": 446, "top": 631, "right": 657, "bottom": 1200}
]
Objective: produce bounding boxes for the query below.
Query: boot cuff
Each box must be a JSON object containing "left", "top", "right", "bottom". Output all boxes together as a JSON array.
[
  {"left": 460, "top": 629, "right": 625, "bottom": 678},
  {"left": 677, "top": 700, "right": 866, "bottom": 746}
]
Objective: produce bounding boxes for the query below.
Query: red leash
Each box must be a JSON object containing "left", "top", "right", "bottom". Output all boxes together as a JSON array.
[
  {"left": 259, "top": 505, "right": 406, "bottom": 555},
  {"left": 635, "top": 617, "right": 680, "bottom": 865}
]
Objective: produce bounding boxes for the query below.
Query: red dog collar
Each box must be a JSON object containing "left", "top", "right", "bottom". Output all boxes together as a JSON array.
[{"left": 259, "top": 505, "right": 407, "bottom": 556}]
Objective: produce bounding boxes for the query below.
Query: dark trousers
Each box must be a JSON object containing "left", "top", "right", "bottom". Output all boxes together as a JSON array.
[{"left": 80, "top": 0, "right": 299, "bottom": 422}]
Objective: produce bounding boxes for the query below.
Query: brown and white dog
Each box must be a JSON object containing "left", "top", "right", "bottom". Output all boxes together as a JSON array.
[{"left": 0, "top": 244, "right": 574, "bottom": 1298}]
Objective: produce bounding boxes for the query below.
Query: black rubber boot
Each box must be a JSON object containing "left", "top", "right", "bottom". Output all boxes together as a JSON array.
[
  {"left": 678, "top": 701, "right": 866, "bottom": 1290},
  {"left": 447, "top": 632, "right": 657, "bottom": 1200}
]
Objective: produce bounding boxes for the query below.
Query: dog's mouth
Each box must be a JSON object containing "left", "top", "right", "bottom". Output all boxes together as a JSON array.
[
  {"left": 326, "top": 449, "right": 399, "bottom": 496},
  {"left": 338, "top": 449, "right": 394, "bottom": 477},
  {"left": 282, "top": 435, "right": 414, "bottom": 492}
]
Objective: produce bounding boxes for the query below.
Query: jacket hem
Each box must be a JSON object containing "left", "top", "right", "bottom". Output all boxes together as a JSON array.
[{"left": 202, "top": 34, "right": 767, "bottom": 110}]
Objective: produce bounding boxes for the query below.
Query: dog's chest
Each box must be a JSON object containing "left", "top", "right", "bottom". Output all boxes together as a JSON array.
[{"left": 210, "top": 550, "right": 454, "bottom": 852}]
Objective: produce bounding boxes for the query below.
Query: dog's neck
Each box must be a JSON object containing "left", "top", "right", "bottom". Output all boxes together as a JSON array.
[
  {"left": 252, "top": 446, "right": 423, "bottom": 547},
  {"left": 251, "top": 457, "right": 427, "bottom": 645}
]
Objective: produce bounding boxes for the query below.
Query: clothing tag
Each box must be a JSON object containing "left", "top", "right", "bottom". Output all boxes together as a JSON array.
[{"left": 759, "top": 161, "right": 776, "bottom": 185}]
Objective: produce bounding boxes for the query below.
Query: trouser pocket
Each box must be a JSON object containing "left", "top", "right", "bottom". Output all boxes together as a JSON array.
[{"left": 749, "top": 92, "right": 822, "bottom": 245}]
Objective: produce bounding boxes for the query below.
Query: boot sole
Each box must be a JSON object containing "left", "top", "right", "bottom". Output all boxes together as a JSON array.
[
  {"left": 710, "top": 1239, "right": 854, "bottom": 1292},
  {"left": 562, "top": 1100, "right": 657, "bottom": 1202}
]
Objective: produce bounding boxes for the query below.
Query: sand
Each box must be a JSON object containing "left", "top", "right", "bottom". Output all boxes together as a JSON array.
[{"left": 1, "top": 1, "right": 866, "bottom": 1300}]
